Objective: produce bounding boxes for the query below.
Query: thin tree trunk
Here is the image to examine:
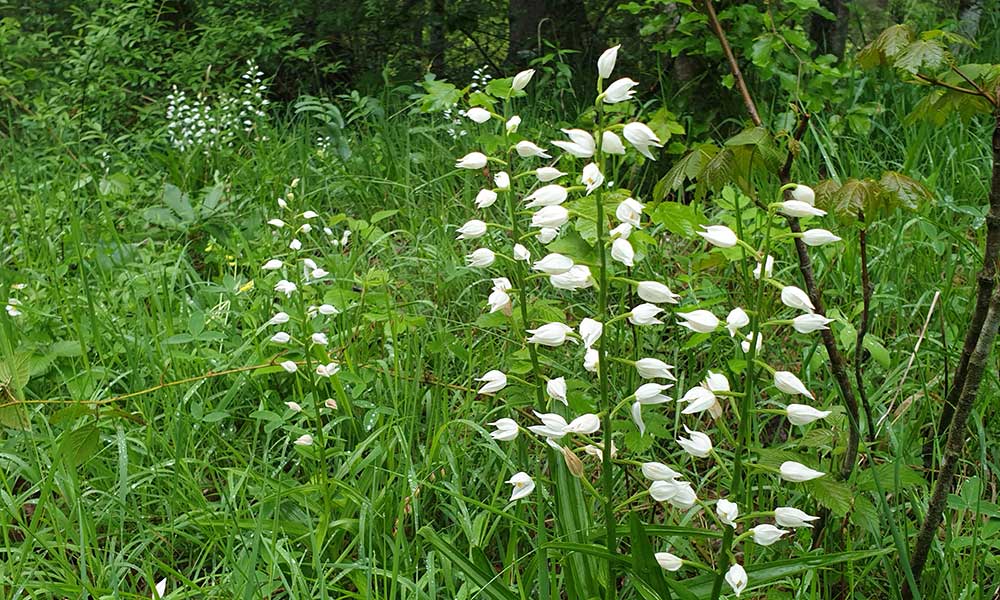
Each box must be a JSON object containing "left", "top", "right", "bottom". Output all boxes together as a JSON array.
[
  {"left": 902, "top": 275, "right": 1000, "bottom": 599},
  {"left": 809, "top": 0, "right": 850, "bottom": 58},
  {"left": 507, "top": 0, "right": 546, "bottom": 66},
  {"left": 428, "top": 0, "right": 446, "bottom": 74},
  {"left": 928, "top": 112, "right": 1000, "bottom": 467}
]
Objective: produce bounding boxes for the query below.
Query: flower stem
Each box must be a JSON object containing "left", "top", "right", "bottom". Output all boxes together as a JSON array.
[{"left": 593, "top": 90, "right": 618, "bottom": 600}]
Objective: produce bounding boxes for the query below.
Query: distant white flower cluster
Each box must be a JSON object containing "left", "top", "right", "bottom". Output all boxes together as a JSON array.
[
  {"left": 165, "top": 61, "right": 270, "bottom": 153},
  {"left": 442, "top": 65, "right": 494, "bottom": 139}
]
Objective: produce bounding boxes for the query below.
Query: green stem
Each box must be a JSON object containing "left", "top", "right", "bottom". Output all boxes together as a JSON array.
[{"left": 593, "top": 87, "right": 618, "bottom": 600}]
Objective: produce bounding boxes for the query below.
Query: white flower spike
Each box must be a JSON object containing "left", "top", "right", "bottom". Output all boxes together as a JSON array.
[
  {"left": 717, "top": 498, "right": 739, "bottom": 527},
  {"left": 677, "top": 425, "right": 712, "bottom": 458},
  {"left": 526, "top": 322, "right": 574, "bottom": 346},
  {"left": 456, "top": 152, "right": 488, "bottom": 169},
  {"left": 622, "top": 122, "right": 662, "bottom": 160},
  {"left": 654, "top": 552, "right": 682, "bottom": 572},
  {"left": 780, "top": 286, "right": 815, "bottom": 312},
  {"left": 676, "top": 310, "right": 718, "bottom": 333},
  {"left": 488, "top": 418, "right": 519, "bottom": 441},
  {"left": 774, "top": 371, "right": 814, "bottom": 398},
  {"left": 786, "top": 403, "right": 831, "bottom": 425},
  {"left": 697, "top": 224, "right": 738, "bottom": 248},
  {"left": 511, "top": 69, "right": 535, "bottom": 92},
  {"left": 725, "top": 563, "right": 748, "bottom": 597},
  {"left": 751, "top": 524, "right": 789, "bottom": 546},
  {"left": 603, "top": 77, "right": 638, "bottom": 103}
]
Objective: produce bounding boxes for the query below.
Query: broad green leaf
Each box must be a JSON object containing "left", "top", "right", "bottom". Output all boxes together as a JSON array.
[
  {"left": 58, "top": 423, "right": 100, "bottom": 467},
  {"left": 858, "top": 24, "right": 916, "bottom": 69},
  {"left": 894, "top": 39, "right": 946, "bottom": 74},
  {"left": 805, "top": 477, "right": 853, "bottom": 516},
  {"left": 879, "top": 171, "right": 931, "bottom": 210},
  {"left": 649, "top": 201, "right": 708, "bottom": 239},
  {"left": 163, "top": 183, "right": 195, "bottom": 222}
]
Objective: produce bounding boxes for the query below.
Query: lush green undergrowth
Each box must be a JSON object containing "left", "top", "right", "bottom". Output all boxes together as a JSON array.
[{"left": 2, "top": 53, "right": 1000, "bottom": 600}]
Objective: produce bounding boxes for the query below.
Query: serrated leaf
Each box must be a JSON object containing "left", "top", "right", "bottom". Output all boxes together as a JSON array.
[
  {"left": 804, "top": 477, "right": 853, "bottom": 516},
  {"left": 894, "top": 40, "right": 946, "bottom": 74},
  {"left": 850, "top": 494, "right": 881, "bottom": 535},
  {"left": 858, "top": 24, "right": 916, "bottom": 69},
  {"left": 879, "top": 171, "right": 931, "bottom": 210},
  {"left": 724, "top": 126, "right": 770, "bottom": 147},
  {"left": 655, "top": 144, "right": 719, "bottom": 199}
]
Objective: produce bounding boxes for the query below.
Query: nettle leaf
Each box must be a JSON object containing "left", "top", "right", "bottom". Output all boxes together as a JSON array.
[
  {"left": 654, "top": 144, "right": 719, "bottom": 199},
  {"left": 417, "top": 76, "right": 462, "bottom": 112},
  {"left": 858, "top": 24, "right": 916, "bottom": 69},
  {"left": 893, "top": 39, "right": 947, "bottom": 74},
  {"left": 805, "top": 477, "right": 853, "bottom": 516}
]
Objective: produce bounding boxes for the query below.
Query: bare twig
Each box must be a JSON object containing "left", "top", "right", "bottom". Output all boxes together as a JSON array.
[
  {"left": 855, "top": 211, "right": 878, "bottom": 441},
  {"left": 702, "top": 0, "right": 762, "bottom": 127},
  {"left": 880, "top": 291, "right": 940, "bottom": 431}
]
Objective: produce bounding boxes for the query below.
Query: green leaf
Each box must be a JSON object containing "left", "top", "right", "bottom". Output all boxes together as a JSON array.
[
  {"left": 858, "top": 24, "right": 916, "bottom": 69},
  {"left": 893, "top": 39, "right": 946, "bottom": 74},
  {"left": 862, "top": 336, "right": 890, "bottom": 368},
  {"left": 0, "top": 353, "right": 31, "bottom": 430},
  {"left": 856, "top": 462, "right": 926, "bottom": 493},
  {"left": 628, "top": 513, "right": 673, "bottom": 600},
  {"left": 805, "top": 477, "right": 853, "bottom": 516},
  {"left": 484, "top": 77, "right": 513, "bottom": 99},
  {"left": 649, "top": 201, "right": 708, "bottom": 239},
  {"left": 58, "top": 424, "right": 100, "bottom": 468},
  {"left": 50, "top": 340, "right": 83, "bottom": 357},
  {"left": 879, "top": 171, "right": 931, "bottom": 210},
  {"left": 163, "top": 183, "right": 195, "bottom": 222},
  {"left": 418, "top": 527, "right": 518, "bottom": 600},
  {"left": 370, "top": 209, "right": 399, "bottom": 224},
  {"left": 654, "top": 144, "right": 719, "bottom": 199}
]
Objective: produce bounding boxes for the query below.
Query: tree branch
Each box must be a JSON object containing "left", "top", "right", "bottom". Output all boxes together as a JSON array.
[
  {"left": 855, "top": 211, "right": 878, "bottom": 441},
  {"left": 702, "top": 0, "right": 762, "bottom": 127}
]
